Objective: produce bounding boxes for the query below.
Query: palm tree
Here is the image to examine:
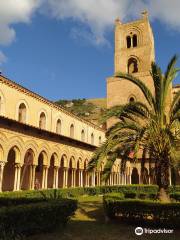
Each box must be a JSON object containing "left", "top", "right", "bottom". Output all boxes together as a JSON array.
[{"left": 88, "top": 55, "right": 180, "bottom": 202}]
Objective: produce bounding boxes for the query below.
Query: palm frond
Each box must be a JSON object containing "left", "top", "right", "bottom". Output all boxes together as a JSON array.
[{"left": 150, "top": 62, "right": 163, "bottom": 115}]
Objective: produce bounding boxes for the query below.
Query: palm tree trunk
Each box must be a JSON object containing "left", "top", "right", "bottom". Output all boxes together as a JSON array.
[{"left": 156, "top": 156, "right": 170, "bottom": 202}]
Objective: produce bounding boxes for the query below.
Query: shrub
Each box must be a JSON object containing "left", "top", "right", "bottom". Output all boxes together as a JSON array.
[
  {"left": 0, "top": 185, "right": 179, "bottom": 200},
  {"left": 103, "top": 195, "right": 180, "bottom": 228},
  {"left": 0, "top": 197, "right": 46, "bottom": 207},
  {"left": 170, "top": 192, "right": 180, "bottom": 202},
  {"left": 137, "top": 192, "right": 147, "bottom": 199},
  {"left": 0, "top": 198, "right": 77, "bottom": 238},
  {"left": 124, "top": 191, "right": 136, "bottom": 199},
  {"left": 148, "top": 192, "right": 157, "bottom": 200},
  {"left": 103, "top": 192, "right": 124, "bottom": 200}
]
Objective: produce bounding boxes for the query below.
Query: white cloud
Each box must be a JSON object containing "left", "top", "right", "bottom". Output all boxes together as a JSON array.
[
  {"left": 43, "top": 0, "right": 131, "bottom": 45},
  {"left": 0, "top": 51, "right": 7, "bottom": 65},
  {"left": 42, "top": 0, "right": 180, "bottom": 45},
  {"left": 1, "top": 0, "right": 180, "bottom": 48},
  {"left": 0, "top": 0, "right": 41, "bottom": 45}
]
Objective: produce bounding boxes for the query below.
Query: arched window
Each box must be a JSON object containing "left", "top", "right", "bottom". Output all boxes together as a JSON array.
[
  {"left": 128, "top": 58, "right": 138, "bottom": 74},
  {"left": 56, "top": 119, "right": 61, "bottom": 134},
  {"left": 18, "top": 103, "right": 27, "bottom": 123},
  {"left": 81, "top": 129, "right": 85, "bottom": 142},
  {"left": 70, "top": 124, "right": 74, "bottom": 138},
  {"left": 99, "top": 136, "right": 102, "bottom": 145},
  {"left": 129, "top": 97, "right": 135, "bottom": 103},
  {"left": 91, "top": 133, "right": 94, "bottom": 145},
  {"left": 126, "top": 36, "right": 131, "bottom": 48},
  {"left": 39, "top": 112, "right": 46, "bottom": 129},
  {"left": 133, "top": 34, "right": 137, "bottom": 47}
]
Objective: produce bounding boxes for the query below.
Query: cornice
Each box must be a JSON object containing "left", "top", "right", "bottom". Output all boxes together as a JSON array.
[{"left": 0, "top": 75, "right": 105, "bottom": 133}]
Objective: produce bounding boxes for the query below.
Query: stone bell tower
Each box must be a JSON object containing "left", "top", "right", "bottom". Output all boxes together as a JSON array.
[{"left": 106, "top": 11, "right": 155, "bottom": 127}]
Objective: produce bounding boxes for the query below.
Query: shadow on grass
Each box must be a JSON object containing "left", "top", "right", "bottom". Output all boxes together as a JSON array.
[{"left": 27, "top": 197, "right": 180, "bottom": 240}]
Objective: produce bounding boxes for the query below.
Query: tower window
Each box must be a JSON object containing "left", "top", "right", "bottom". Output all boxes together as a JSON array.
[
  {"left": 128, "top": 58, "right": 138, "bottom": 74},
  {"left": 133, "top": 35, "right": 137, "bottom": 47},
  {"left": 126, "top": 36, "right": 131, "bottom": 48},
  {"left": 129, "top": 97, "right": 135, "bottom": 103}
]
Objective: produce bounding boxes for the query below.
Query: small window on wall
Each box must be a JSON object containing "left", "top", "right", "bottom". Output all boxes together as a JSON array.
[
  {"left": 81, "top": 129, "right": 85, "bottom": 142},
  {"left": 18, "top": 103, "right": 27, "bottom": 123},
  {"left": 126, "top": 36, "right": 131, "bottom": 48},
  {"left": 56, "top": 119, "right": 61, "bottom": 134},
  {"left": 99, "top": 136, "right": 102, "bottom": 145},
  {"left": 39, "top": 112, "right": 46, "bottom": 129},
  {"left": 70, "top": 124, "right": 74, "bottom": 138},
  {"left": 91, "top": 133, "right": 94, "bottom": 145},
  {"left": 128, "top": 58, "right": 138, "bottom": 74}
]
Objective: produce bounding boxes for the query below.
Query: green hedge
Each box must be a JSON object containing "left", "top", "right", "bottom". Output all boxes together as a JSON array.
[
  {"left": 0, "top": 197, "right": 47, "bottom": 207},
  {"left": 0, "top": 185, "right": 179, "bottom": 202},
  {"left": 103, "top": 194, "right": 180, "bottom": 228},
  {"left": 170, "top": 192, "right": 180, "bottom": 202},
  {"left": 0, "top": 185, "right": 160, "bottom": 199},
  {"left": 0, "top": 198, "right": 77, "bottom": 238}
]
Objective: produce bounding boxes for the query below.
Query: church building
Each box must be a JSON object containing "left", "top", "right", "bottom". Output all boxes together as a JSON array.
[{"left": 0, "top": 12, "right": 179, "bottom": 192}]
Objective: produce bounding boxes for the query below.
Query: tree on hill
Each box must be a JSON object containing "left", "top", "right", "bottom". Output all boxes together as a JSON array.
[{"left": 88, "top": 55, "right": 180, "bottom": 202}]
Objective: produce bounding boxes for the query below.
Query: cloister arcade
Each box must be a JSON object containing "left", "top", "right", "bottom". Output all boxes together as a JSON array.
[{"left": 0, "top": 123, "right": 158, "bottom": 192}]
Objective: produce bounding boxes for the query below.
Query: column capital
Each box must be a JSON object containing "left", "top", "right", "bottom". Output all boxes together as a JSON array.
[
  {"left": 0, "top": 161, "right": 6, "bottom": 167},
  {"left": 15, "top": 163, "right": 22, "bottom": 168}
]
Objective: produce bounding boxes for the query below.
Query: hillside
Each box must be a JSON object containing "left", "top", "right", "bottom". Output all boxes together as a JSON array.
[{"left": 55, "top": 98, "right": 107, "bottom": 126}]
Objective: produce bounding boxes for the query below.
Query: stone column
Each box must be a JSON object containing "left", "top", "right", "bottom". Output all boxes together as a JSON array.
[
  {"left": 118, "top": 173, "right": 120, "bottom": 185},
  {"left": 86, "top": 172, "right": 89, "bottom": 187},
  {"left": 44, "top": 166, "right": 48, "bottom": 189},
  {"left": 169, "top": 168, "right": 172, "bottom": 186},
  {"left": 70, "top": 169, "right": 73, "bottom": 187},
  {"left": 73, "top": 169, "right": 76, "bottom": 187},
  {"left": 14, "top": 164, "right": 21, "bottom": 191},
  {"left": 124, "top": 173, "right": 127, "bottom": 185},
  {"left": 28, "top": 165, "right": 32, "bottom": 190},
  {"left": 0, "top": 161, "right": 5, "bottom": 192},
  {"left": 122, "top": 173, "right": 125, "bottom": 185},
  {"left": 55, "top": 167, "right": 59, "bottom": 188},
  {"left": 65, "top": 168, "right": 68, "bottom": 188},
  {"left": 91, "top": 171, "right": 95, "bottom": 187},
  {"left": 81, "top": 170, "right": 83, "bottom": 187},
  {"left": 53, "top": 167, "right": 57, "bottom": 189},
  {"left": 63, "top": 168, "right": 68, "bottom": 188},
  {"left": 114, "top": 173, "right": 116, "bottom": 185},
  {"left": 41, "top": 166, "right": 46, "bottom": 189},
  {"left": 13, "top": 165, "right": 18, "bottom": 191},
  {"left": 129, "top": 169, "right": 132, "bottom": 185},
  {"left": 30, "top": 165, "right": 36, "bottom": 190}
]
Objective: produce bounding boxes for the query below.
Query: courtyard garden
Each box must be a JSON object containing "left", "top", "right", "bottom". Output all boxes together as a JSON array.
[{"left": 0, "top": 185, "right": 180, "bottom": 240}]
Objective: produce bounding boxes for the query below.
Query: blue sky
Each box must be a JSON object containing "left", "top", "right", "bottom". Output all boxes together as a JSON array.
[{"left": 0, "top": 1, "right": 180, "bottom": 101}]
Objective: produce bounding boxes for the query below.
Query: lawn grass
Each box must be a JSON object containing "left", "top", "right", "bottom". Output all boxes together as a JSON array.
[{"left": 28, "top": 195, "right": 180, "bottom": 240}]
